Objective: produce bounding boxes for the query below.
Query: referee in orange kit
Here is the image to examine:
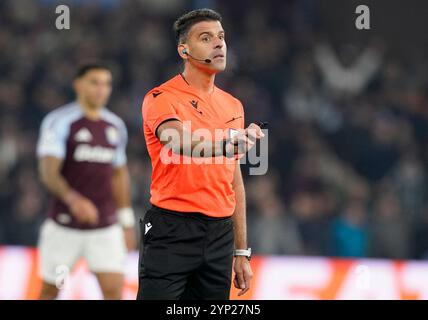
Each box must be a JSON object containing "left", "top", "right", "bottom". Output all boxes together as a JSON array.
[{"left": 137, "top": 8, "right": 265, "bottom": 300}]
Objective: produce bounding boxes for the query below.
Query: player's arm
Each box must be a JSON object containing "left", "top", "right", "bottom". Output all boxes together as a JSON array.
[
  {"left": 112, "top": 165, "right": 136, "bottom": 251},
  {"left": 231, "top": 162, "right": 253, "bottom": 296},
  {"left": 39, "top": 156, "right": 71, "bottom": 201},
  {"left": 156, "top": 120, "right": 263, "bottom": 157},
  {"left": 38, "top": 156, "right": 98, "bottom": 224},
  {"left": 111, "top": 120, "right": 136, "bottom": 251}
]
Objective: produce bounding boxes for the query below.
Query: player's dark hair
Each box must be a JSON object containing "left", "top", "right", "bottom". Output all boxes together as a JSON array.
[
  {"left": 75, "top": 62, "right": 111, "bottom": 79},
  {"left": 173, "top": 8, "right": 222, "bottom": 44}
]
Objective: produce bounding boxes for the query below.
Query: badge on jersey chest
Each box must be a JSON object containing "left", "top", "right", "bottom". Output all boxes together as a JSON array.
[
  {"left": 74, "top": 127, "right": 93, "bottom": 142},
  {"left": 106, "top": 126, "right": 119, "bottom": 145}
]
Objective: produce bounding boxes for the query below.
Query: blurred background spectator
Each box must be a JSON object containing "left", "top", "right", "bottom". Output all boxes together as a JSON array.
[{"left": 1, "top": 0, "right": 428, "bottom": 260}]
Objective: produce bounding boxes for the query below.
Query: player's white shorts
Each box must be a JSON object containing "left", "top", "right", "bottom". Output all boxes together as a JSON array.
[{"left": 38, "top": 219, "right": 127, "bottom": 285}]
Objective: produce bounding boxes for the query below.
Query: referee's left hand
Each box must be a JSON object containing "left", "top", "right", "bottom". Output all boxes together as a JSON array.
[
  {"left": 225, "top": 123, "right": 265, "bottom": 157},
  {"left": 233, "top": 256, "right": 253, "bottom": 296}
]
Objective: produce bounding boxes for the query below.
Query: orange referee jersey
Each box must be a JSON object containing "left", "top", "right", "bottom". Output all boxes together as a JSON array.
[{"left": 141, "top": 74, "right": 245, "bottom": 217}]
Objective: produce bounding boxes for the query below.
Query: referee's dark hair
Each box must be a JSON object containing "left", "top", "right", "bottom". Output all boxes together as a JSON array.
[
  {"left": 173, "top": 8, "right": 222, "bottom": 44},
  {"left": 74, "top": 62, "right": 112, "bottom": 79}
]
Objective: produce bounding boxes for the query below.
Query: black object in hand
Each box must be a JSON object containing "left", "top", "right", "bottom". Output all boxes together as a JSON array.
[{"left": 257, "top": 121, "right": 268, "bottom": 129}]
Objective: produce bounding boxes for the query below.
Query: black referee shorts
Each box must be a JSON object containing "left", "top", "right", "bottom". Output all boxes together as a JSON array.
[{"left": 137, "top": 205, "right": 234, "bottom": 300}]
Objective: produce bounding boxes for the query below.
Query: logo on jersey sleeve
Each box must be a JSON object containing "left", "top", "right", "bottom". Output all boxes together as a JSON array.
[
  {"left": 106, "top": 126, "right": 119, "bottom": 145},
  {"left": 152, "top": 90, "right": 163, "bottom": 98},
  {"left": 39, "top": 129, "right": 57, "bottom": 147},
  {"left": 74, "top": 128, "right": 92, "bottom": 142}
]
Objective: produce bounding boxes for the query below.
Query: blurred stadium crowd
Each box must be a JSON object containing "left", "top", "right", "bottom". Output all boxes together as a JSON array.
[{"left": 1, "top": 0, "right": 428, "bottom": 260}]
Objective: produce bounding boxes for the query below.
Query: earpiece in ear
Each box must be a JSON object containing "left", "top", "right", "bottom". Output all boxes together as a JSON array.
[{"left": 182, "top": 49, "right": 187, "bottom": 54}]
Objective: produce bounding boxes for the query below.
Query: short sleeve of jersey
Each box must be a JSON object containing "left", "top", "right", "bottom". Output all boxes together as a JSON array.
[
  {"left": 112, "top": 120, "right": 128, "bottom": 168},
  {"left": 142, "top": 91, "right": 181, "bottom": 136},
  {"left": 36, "top": 113, "right": 70, "bottom": 159}
]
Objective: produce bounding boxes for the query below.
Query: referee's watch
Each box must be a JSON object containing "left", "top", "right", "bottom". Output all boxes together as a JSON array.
[{"left": 233, "top": 248, "right": 252, "bottom": 261}]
